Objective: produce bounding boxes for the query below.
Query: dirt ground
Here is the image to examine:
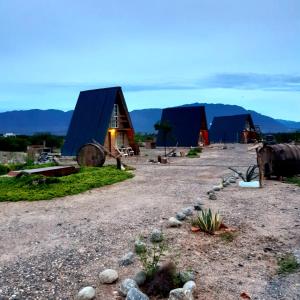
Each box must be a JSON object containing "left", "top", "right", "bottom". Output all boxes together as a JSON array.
[{"left": 0, "top": 145, "right": 299, "bottom": 300}]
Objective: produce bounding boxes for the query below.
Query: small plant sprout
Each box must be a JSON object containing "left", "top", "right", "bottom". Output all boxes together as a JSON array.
[
  {"left": 277, "top": 254, "right": 300, "bottom": 274},
  {"left": 191, "top": 208, "right": 222, "bottom": 234},
  {"left": 137, "top": 233, "right": 168, "bottom": 278}
]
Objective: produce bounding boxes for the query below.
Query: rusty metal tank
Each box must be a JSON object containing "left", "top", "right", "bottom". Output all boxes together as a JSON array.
[{"left": 257, "top": 144, "right": 300, "bottom": 177}]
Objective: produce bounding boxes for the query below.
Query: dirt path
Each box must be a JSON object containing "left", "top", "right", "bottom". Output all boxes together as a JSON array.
[{"left": 0, "top": 145, "right": 299, "bottom": 299}]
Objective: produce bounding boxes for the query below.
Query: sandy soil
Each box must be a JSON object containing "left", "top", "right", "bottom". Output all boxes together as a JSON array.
[{"left": 0, "top": 145, "right": 299, "bottom": 300}]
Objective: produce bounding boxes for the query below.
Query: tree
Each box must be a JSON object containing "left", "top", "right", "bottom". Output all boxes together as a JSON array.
[{"left": 154, "top": 121, "right": 172, "bottom": 157}]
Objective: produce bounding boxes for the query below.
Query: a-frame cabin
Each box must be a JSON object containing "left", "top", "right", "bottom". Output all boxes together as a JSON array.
[
  {"left": 156, "top": 106, "right": 210, "bottom": 147},
  {"left": 62, "top": 87, "right": 138, "bottom": 156}
]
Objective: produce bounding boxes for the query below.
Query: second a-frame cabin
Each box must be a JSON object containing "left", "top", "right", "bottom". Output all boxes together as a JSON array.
[
  {"left": 156, "top": 106, "right": 210, "bottom": 147},
  {"left": 209, "top": 114, "right": 258, "bottom": 143},
  {"left": 62, "top": 87, "right": 138, "bottom": 156}
]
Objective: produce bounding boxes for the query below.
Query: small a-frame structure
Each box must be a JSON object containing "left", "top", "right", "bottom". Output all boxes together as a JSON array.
[
  {"left": 156, "top": 106, "right": 209, "bottom": 147},
  {"left": 209, "top": 114, "right": 258, "bottom": 143},
  {"left": 62, "top": 87, "right": 138, "bottom": 156}
]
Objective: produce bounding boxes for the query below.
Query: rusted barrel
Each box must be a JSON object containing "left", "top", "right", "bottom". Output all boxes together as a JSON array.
[
  {"left": 257, "top": 144, "right": 300, "bottom": 177},
  {"left": 77, "top": 143, "right": 106, "bottom": 167}
]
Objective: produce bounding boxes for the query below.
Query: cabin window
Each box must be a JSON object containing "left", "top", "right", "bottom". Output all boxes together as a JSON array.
[{"left": 110, "top": 104, "right": 119, "bottom": 128}]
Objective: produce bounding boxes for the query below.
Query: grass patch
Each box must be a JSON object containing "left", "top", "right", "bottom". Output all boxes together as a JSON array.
[
  {"left": 287, "top": 177, "right": 300, "bottom": 187},
  {"left": 277, "top": 254, "right": 300, "bottom": 275},
  {"left": 219, "top": 231, "right": 237, "bottom": 243},
  {"left": 186, "top": 147, "right": 202, "bottom": 158},
  {"left": 0, "top": 166, "right": 134, "bottom": 202}
]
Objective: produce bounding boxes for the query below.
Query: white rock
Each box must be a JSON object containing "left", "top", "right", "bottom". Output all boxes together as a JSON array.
[
  {"left": 169, "top": 288, "right": 193, "bottom": 300},
  {"left": 183, "top": 281, "right": 196, "bottom": 293},
  {"left": 182, "top": 207, "right": 194, "bottom": 216},
  {"left": 119, "top": 252, "right": 135, "bottom": 266},
  {"left": 77, "top": 286, "right": 96, "bottom": 300},
  {"left": 99, "top": 269, "right": 118, "bottom": 284},
  {"left": 168, "top": 217, "right": 182, "bottom": 227},
  {"left": 126, "top": 288, "right": 149, "bottom": 300},
  {"left": 119, "top": 278, "right": 138, "bottom": 296}
]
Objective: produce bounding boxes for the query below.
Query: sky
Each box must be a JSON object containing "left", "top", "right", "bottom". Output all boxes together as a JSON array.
[{"left": 0, "top": 0, "right": 299, "bottom": 120}]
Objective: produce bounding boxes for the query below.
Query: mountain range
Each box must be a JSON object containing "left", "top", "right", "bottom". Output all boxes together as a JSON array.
[{"left": 0, "top": 103, "right": 299, "bottom": 135}]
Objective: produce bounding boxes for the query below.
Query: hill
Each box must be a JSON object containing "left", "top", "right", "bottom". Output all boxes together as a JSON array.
[{"left": 0, "top": 104, "right": 294, "bottom": 135}]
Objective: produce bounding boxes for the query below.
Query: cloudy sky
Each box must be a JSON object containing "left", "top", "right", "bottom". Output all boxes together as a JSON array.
[{"left": 0, "top": 0, "right": 299, "bottom": 120}]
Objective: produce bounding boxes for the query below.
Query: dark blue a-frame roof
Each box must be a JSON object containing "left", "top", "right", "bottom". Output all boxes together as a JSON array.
[
  {"left": 209, "top": 114, "right": 255, "bottom": 143},
  {"left": 156, "top": 106, "right": 208, "bottom": 147},
  {"left": 62, "top": 87, "right": 129, "bottom": 156}
]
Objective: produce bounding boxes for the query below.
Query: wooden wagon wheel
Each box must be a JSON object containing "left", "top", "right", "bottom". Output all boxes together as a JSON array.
[{"left": 77, "top": 143, "right": 106, "bottom": 167}]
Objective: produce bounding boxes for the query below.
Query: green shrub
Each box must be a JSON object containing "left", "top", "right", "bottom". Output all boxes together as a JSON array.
[
  {"left": 0, "top": 164, "right": 10, "bottom": 175},
  {"left": 278, "top": 254, "right": 299, "bottom": 274},
  {"left": 219, "top": 231, "right": 237, "bottom": 243},
  {"left": 137, "top": 234, "right": 168, "bottom": 278},
  {"left": 287, "top": 177, "right": 300, "bottom": 187},
  {"left": 191, "top": 209, "right": 222, "bottom": 234},
  {"left": 187, "top": 148, "right": 201, "bottom": 158}
]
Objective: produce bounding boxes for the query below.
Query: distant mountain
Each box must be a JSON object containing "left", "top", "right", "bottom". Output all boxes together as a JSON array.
[
  {"left": 0, "top": 104, "right": 295, "bottom": 135},
  {"left": 0, "top": 109, "right": 73, "bottom": 135},
  {"left": 277, "top": 119, "right": 300, "bottom": 131}
]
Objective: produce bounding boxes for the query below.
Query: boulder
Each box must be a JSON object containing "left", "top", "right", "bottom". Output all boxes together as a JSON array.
[
  {"left": 183, "top": 281, "right": 196, "bottom": 293},
  {"left": 176, "top": 212, "right": 186, "bottom": 221},
  {"left": 119, "top": 252, "right": 135, "bottom": 266},
  {"left": 182, "top": 207, "right": 193, "bottom": 216},
  {"left": 168, "top": 217, "right": 182, "bottom": 227},
  {"left": 119, "top": 278, "right": 138, "bottom": 296},
  {"left": 77, "top": 286, "right": 96, "bottom": 300},
  {"left": 99, "top": 269, "right": 118, "bottom": 284},
  {"left": 212, "top": 185, "right": 222, "bottom": 191},
  {"left": 193, "top": 202, "right": 203, "bottom": 211},
  {"left": 209, "top": 193, "right": 217, "bottom": 200},
  {"left": 133, "top": 270, "right": 147, "bottom": 286},
  {"left": 150, "top": 229, "right": 163, "bottom": 243},
  {"left": 169, "top": 288, "right": 193, "bottom": 300},
  {"left": 126, "top": 288, "right": 149, "bottom": 300}
]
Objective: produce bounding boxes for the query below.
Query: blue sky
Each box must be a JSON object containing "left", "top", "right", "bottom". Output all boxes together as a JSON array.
[{"left": 0, "top": 0, "right": 299, "bottom": 120}]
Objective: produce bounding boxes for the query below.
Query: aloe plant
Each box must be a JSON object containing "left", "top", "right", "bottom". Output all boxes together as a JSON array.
[
  {"left": 229, "top": 165, "right": 259, "bottom": 182},
  {"left": 192, "top": 209, "right": 222, "bottom": 234}
]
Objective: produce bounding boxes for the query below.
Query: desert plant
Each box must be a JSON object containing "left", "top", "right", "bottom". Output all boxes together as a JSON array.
[
  {"left": 277, "top": 254, "right": 300, "bottom": 274},
  {"left": 192, "top": 209, "right": 222, "bottom": 234},
  {"left": 219, "top": 231, "right": 237, "bottom": 242},
  {"left": 187, "top": 148, "right": 201, "bottom": 157},
  {"left": 229, "top": 165, "right": 259, "bottom": 182},
  {"left": 137, "top": 235, "right": 168, "bottom": 278}
]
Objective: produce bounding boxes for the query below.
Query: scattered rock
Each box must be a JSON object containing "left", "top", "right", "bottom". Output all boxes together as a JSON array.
[
  {"left": 168, "top": 217, "right": 182, "bottom": 227},
  {"left": 206, "top": 190, "right": 214, "bottom": 195},
  {"left": 176, "top": 212, "right": 186, "bottom": 221},
  {"left": 182, "top": 207, "right": 194, "bottom": 216},
  {"left": 213, "top": 185, "right": 222, "bottom": 191},
  {"left": 223, "top": 182, "right": 229, "bottom": 187},
  {"left": 209, "top": 193, "right": 217, "bottom": 200},
  {"left": 119, "top": 252, "right": 135, "bottom": 266},
  {"left": 169, "top": 288, "right": 193, "bottom": 300},
  {"left": 183, "top": 281, "right": 196, "bottom": 293},
  {"left": 193, "top": 202, "right": 203, "bottom": 211},
  {"left": 119, "top": 278, "right": 138, "bottom": 296},
  {"left": 293, "top": 249, "right": 300, "bottom": 264},
  {"left": 77, "top": 286, "right": 96, "bottom": 300},
  {"left": 133, "top": 271, "right": 147, "bottom": 286},
  {"left": 135, "top": 240, "right": 147, "bottom": 254},
  {"left": 126, "top": 287, "right": 149, "bottom": 300},
  {"left": 229, "top": 178, "right": 236, "bottom": 183},
  {"left": 179, "top": 271, "right": 195, "bottom": 283},
  {"left": 150, "top": 229, "right": 163, "bottom": 243},
  {"left": 99, "top": 269, "right": 119, "bottom": 284}
]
